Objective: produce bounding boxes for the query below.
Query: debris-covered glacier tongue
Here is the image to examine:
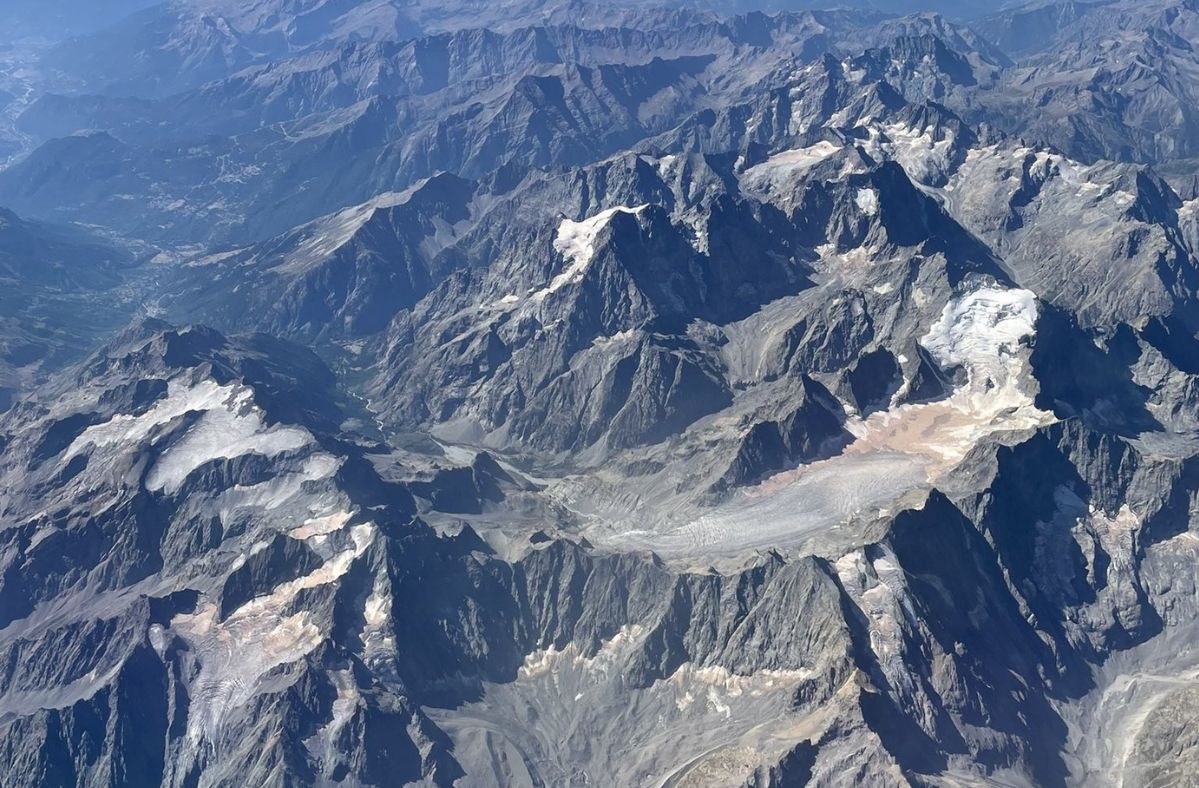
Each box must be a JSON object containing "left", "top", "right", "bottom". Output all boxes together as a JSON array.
[{"left": 543, "top": 277, "right": 1050, "bottom": 561}]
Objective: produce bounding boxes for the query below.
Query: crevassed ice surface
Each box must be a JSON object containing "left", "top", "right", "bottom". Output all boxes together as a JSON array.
[{"left": 166, "top": 521, "right": 376, "bottom": 744}]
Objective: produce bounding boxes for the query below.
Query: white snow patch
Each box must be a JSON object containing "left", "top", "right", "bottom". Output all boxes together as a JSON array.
[
  {"left": 217, "top": 453, "right": 341, "bottom": 517},
  {"left": 592, "top": 329, "right": 638, "bottom": 348},
  {"left": 518, "top": 624, "right": 646, "bottom": 679},
  {"left": 920, "top": 286, "right": 1038, "bottom": 392},
  {"left": 290, "top": 509, "right": 355, "bottom": 541},
  {"left": 317, "top": 670, "right": 361, "bottom": 745},
  {"left": 669, "top": 662, "right": 813, "bottom": 716},
  {"left": 861, "top": 122, "right": 956, "bottom": 185},
  {"left": 741, "top": 140, "right": 841, "bottom": 192},
  {"left": 649, "top": 152, "right": 682, "bottom": 181},
  {"left": 670, "top": 663, "right": 814, "bottom": 697},
  {"left": 855, "top": 187, "right": 879, "bottom": 216},
  {"left": 835, "top": 546, "right": 917, "bottom": 695},
  {"left": 66, "top": 379, "right": 232, "bottom": 457},
  {"left": 145, "top": 385, "right": 311, "bottom": 494},
  {"left": 66, "top": 379, "right": 313, "bottom": 494},
  {"left": 357, "top": 575, "right": 400, "bottom": 683},
  {"left": 533, "top": 205, "right": 647, "bottom": 302},
  {"left": 1111, "top": 190, "right": 1136, "bottom": 208}
]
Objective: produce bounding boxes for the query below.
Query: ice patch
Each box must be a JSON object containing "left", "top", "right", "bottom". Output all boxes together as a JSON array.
[
  {"left": 518, "top": 625, "right": 645, "bottom": 679},
  {"left": 301, "top": 453, "right": 341, "bottom": 479},
  {"left": 835, "top": 546, "right": 918, "bottom": 695},
  {"left": 859, "top": 122, "right": 956, "bottom": 185},
  {"left": 760, "top": 140, "right": 841, "bottom": 171},
  {"left": 145, "top": 385, "right": 311, "bottom": 494},
  {"left": 360, "top": 576, "right": 399, "bottom": 681},
  {"left": 670, "top": 661, "right": 818, "bottom": 716},
  {"left": 534, "top": 205, "right": 647, "bottom": 302},
  {"left": 67, "top": 378, "right": 313, "bottom": 495},
  {"left": 174, "top": 602, "right": 323, "bottom": 744},
  {"left": 592, "top": 329, "right": 638, "bottom": 348},
  {"left": 316, "top": 669, "right": 361, "bottom": 746},
  {"left": 741, "top": 141, "right": 841, "bottom": 192},
  {"left": 920, "top": 286, "right": 1038, "bottom": 392},
  {"left": 843, "top": 286, "right": 1052, "bottom": 474},
  {"left": 217, "top": 453, "right": 341, "bottom": 517},
  {"left": 290, "top": 509, "right": 355, "bottom": 541},
  {"left": 670, "top": 663, "right": 814, "bottom": 699},
  {"left": 855, "top": 187, "right": 879, "bottom": 216},
  {"left": 66, "top": 379, "right": 232, "bottom": 457}
]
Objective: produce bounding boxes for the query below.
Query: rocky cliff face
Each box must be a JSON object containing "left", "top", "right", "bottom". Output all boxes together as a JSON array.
[{"left": 6, "top": 1, "right": 1199, "bottom": 786}]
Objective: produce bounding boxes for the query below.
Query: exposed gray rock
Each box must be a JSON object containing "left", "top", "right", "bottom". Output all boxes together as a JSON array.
[{"left": 6, "top": 2, "right": 1199, "bottom": 786}]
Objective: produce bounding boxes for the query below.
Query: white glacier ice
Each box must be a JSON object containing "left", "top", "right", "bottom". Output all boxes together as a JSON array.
[
  {"left": 855, "top": 187, "right": 879, "bottom": 216},
  {"left": 920, "top": 286, "right": 1039, "bottom": 386},
  {"left": 66, "top": 378, "right": 314, "bottom": 495},
  {"left": 173, "top": 521, "right": 376, "bottom": 744},
  {"left": 145, "top": 386, "right": 312, "bottom": 493},
  {"left": 741, "top": 141, "right": 842, "bottom": 192},
  {"left": 67, "top": 379, "right": 235, "bottom": 457},
  {"left": 532, "top": 205, "right": 648, "bottom": 302}
]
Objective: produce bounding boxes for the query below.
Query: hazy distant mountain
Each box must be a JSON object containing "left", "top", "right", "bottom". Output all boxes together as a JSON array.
[
  {"left": 0, "top": 0, "right": 161, "bottom": 42},
  {"left": 1, "top": 10, "right": 992, "bottom": 244},
  {"left": 34, "top": 0, "right": 1013, "bottom": 98},
  {"left": 966, "top": 0, "right": 1199, "bottom": 170},
  {"left": 0, "top": 208, "right": 137, "bottom": 412}
]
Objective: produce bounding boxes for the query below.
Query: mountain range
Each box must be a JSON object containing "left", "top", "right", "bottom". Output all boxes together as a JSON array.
[{"left": 5, "top": 1, "right": 1199, "bottom": 786}]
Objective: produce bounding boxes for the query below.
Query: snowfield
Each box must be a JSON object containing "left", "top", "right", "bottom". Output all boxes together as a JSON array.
[
  {"left": 535, "top": 205, "right": 648, "bottom": 302},
  {"left": 740, "top": 140, "right": 842, "bottom": 192},
  {"left": 66, "top": 378, "right": 313, "bottom": 494}
]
